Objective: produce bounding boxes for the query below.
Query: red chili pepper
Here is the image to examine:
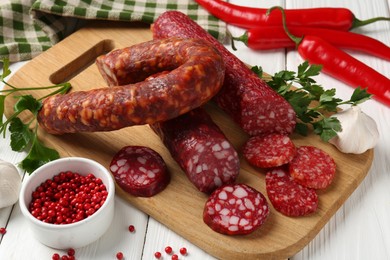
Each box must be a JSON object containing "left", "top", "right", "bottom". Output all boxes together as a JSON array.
[
  {"left": 232, "top": 26, "right": 390, "bottom": 61},
  {"left": 195, "top": 0, "right": 390, "bottom": 30},
  {"left": 270, "top": 6, "right": 390, "bottom": 107}
]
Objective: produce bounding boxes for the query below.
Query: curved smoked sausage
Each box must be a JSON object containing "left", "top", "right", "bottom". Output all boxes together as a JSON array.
[
  {"left": 37, "top": 37, "right": 225, "bottom": 134},
  {"left": 152, "top": 11, "right": 297, "bottom": 136}
]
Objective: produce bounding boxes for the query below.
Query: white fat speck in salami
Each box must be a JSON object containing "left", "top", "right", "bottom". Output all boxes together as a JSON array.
[
  {"left": 289, "top": 146, "right": 336, "bottom": 189},
  {"left": 265, "top": 167, "right": 318, "bottom": 217},
  {"left": 203, "top": 184, "right": 269, "bottom": 235},
  {"left": 110, "top": 146, "right": 170, "bottom": 197},
  {"left": 243, "top": 134, "right": 296, "bottom": 168}
]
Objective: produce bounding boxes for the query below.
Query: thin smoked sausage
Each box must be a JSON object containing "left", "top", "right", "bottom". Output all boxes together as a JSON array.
[{"left": 37, "top": 37, "right": 225, "bottom": 134}]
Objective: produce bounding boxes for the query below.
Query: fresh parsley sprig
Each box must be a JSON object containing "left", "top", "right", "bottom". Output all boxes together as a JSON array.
[
  {"left": 252, "top": 61, "right": 372, "bottom": 142},
  {"left": 0, "top": 58, "right": 71, "bottom": 174}
]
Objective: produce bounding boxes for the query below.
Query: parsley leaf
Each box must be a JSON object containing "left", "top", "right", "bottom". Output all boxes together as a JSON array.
[
  {"left": 0, "top": 58, "right": 11, "bottom": 80},
  {"left": 1, "top": 58, "right": 71, "bottom": 174},
  {"left": 348, "top": 87, "right": 372, "bottom": 105},
  {"left": 20, "top": 134, "right": 60, "bottom": 174},
  {"left": 254, "top": 61, "right": 372, "bottom": 141},
  {"left": 9, "top": 117, "right": 33, "bottom": 151},
  {"left": 14, "top": 94, "right": 42, "bottom": 114}
]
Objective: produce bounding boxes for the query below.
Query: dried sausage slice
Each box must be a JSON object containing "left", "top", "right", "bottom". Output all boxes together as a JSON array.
[
  {"left": 289, "top": 146, "right": 336, "bottom": 189},
  {"left": 242, "top": 134, "right": 296, "bottom": 168},
  {"left": 150, "top": 108, "right": 240, "bottom": 194},
  {"left": 109, "top": 146, "right": 170, "bottom": 197},
  {"left": 152, "top": 11, "right": 296, "bottom": 136},
  {"left": 266, "top": 167, "right": 318, "bottom": 217},
  {"left": 203, "top": 184, "right": 269, "bottom": 235}
]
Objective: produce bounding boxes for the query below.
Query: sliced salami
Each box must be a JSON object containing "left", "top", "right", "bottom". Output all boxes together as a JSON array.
[
  {"left": 203, "top": 184, "right": 269, "bottom": 235},
  {"left": 289, "top": 146, "right": 336, "bottom": 189},
  {"left": 265, "top": 168, "right": 318, "bottom": 217},
  {"left": 150, "top": 107, "right": 240, "bottom": 194},
  {"left": 242, "top": 134, "right": 296, "bottom": 168},
  {"left": 109, "top": 146, "right": 170, "bottom": 197}
]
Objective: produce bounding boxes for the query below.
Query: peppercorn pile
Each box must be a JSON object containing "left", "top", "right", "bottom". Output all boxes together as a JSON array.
[{"left": 28, "top": 171, "right": 108, "bottom": 224}]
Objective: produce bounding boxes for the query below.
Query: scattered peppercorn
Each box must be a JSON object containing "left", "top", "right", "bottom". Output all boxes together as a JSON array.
[
  {"left": 116, "top": 252, "right": 124, "bottom": 260},
  {"left": 179, "top": 247, "right": 187, "bottom": 256},
  {"left": 128, "top": 225, "right": 135, "bottom": 233},
  {"left": 165, "top": 246, "right": 173, "bottom": 254},
  {"left": 154, "top": 251, "right": 162, "bottom": 259}
]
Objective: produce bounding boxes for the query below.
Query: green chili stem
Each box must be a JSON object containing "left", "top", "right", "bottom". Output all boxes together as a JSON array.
[
  {"left": 267, "top": 6, "right": 303, "bottom": 47},
  {"left": 352, "top": 16, "right": 390, "bottom": 29}
]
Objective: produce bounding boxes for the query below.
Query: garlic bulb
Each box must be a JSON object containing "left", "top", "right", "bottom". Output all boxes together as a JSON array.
[
  {"left": 329, "top": 106, "right": 379, "bottom": 154},
  {"left": 0, "top": 159, "right": 22, "bottom": 209}
]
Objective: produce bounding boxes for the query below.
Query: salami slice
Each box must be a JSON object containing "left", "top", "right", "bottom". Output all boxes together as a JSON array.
[
  {"left": 109, "top": 146, "right": 170, "bottom": 197},
  {"left": 265, "top": 168, "right": 318, "bottom": 217},
  {"left": 150, "top": 107, "right": 240, "bottom": 193},
  {"left": 203, "top": 184, "right": 269, "bottom": 235},
  {"left": 242, "top": 134, "right": 296, "bottom": 168},
  {"left": 289, "top": 146, "right": 336, "bottom": 189}
]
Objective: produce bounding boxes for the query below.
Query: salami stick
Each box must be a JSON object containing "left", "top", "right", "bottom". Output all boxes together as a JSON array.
[
  {"left": 151, "top": 11, "right": 296, "bottom": 136},
  {"left": 150, "top": 108, "right": 240, "bottom": 194},
  {"left": 38, "top": 37, "right": 225, "bottom": 134}
]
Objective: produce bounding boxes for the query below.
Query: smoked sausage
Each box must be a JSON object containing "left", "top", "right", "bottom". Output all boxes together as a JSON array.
[
  {"left": 37, "top": 37, "right": 225, "bottom": 134},
  {"left": 150, "top": 107, "right": 240, "bottom": 194},
  {"left": 151, "top": 11, "right": 297, "bottom": 136}
]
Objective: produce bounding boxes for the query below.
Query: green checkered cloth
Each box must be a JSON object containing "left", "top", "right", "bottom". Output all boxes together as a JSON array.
[{"left": 0, "top": 0, "right": 227, "bottom": 62}]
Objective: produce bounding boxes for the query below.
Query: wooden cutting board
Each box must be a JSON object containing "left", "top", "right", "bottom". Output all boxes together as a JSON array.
[{"left": 4, "top": 21, "right": 373, "bottom": 260}]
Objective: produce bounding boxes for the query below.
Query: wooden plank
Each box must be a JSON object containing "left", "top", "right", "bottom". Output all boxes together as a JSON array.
[{"left": 3, "top": 21, "right": 373, "bottom": 260}]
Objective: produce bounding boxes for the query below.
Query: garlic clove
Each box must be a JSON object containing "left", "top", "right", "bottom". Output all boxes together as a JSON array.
[
  {"left": 329, "top": 106, "right": 379, "bottom": 154},
  {"left": 0, "top": 159, "right": 22, "bottom": 209}
]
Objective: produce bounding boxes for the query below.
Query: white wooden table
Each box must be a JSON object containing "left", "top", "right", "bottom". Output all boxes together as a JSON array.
[{"left": 1, "top": 0, "right": 389, "bottom": 259}]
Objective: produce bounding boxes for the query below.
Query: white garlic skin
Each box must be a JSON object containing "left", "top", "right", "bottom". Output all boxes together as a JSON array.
[
  {"left": 329, "top": 106, "right": 379, "bottom": 154},
  {"left": 0, "top": 159, "right": 22, "bottom": 209}
]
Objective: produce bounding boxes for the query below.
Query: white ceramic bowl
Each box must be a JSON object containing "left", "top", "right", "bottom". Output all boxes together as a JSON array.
[{"left": 19, "top": 157, "right": 115, "bottom": 249}]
